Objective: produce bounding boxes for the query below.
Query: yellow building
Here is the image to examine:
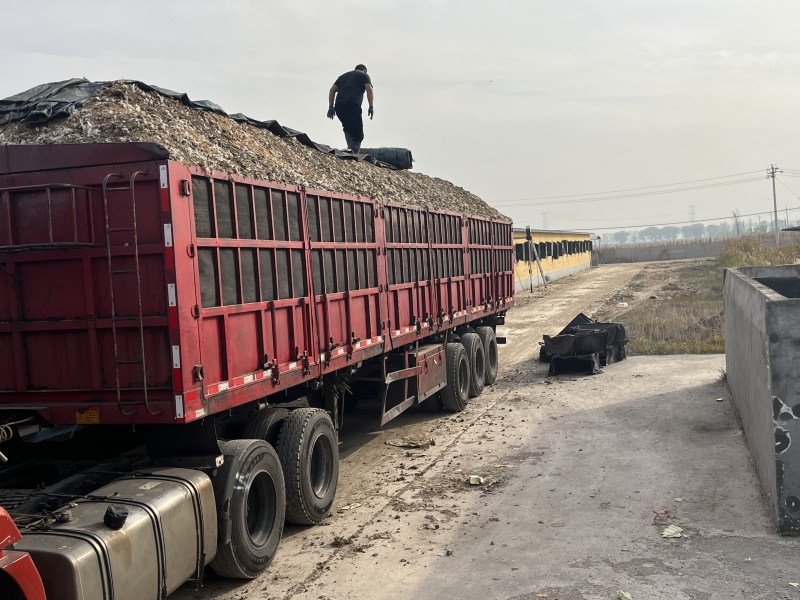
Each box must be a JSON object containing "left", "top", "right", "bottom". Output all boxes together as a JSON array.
[{"left": 512, "top": 228, "right": 593, "bottom": 292}]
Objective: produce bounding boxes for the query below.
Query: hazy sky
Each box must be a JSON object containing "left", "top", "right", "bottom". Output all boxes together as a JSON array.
[{"left": 2, "top": 1, "right": 799, "bottom": 232}]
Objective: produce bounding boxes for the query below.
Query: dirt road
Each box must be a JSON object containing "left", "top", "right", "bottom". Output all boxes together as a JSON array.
[{"left": 177, "top": 262, "right": 800, "bottom": 600}]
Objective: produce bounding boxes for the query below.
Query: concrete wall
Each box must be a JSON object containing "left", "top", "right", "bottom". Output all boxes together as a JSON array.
[
  {"left": 600, "top": 241, "right": 726, "bottom": 264},
  {"left": 724, "top": 265, "right": 800, "bottom": 533}
]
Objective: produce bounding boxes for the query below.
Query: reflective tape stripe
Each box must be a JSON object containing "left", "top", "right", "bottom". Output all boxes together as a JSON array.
[{"left": 174, "top": 394, "right": 184, "bottom": 419}]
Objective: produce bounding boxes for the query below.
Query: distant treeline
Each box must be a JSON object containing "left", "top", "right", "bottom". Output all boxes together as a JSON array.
[{"left": 606, "top": 217, "right": 796, "bottom": 246}]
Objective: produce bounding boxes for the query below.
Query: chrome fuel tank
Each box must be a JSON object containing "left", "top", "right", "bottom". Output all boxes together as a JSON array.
[{"left": 16, "top": 467, "right": 217, "bottom": 600}]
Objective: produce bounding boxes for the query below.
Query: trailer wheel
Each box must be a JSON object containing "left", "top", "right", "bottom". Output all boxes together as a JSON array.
[
  {"left": 441, "top": 343, "right": 470, "bottom": 412},
  {"left": 210, "top": 439, "right": 285, "bottom": 579},
  {"left": 461, "top": 332, "right": 486, "bottom": 397},
  {"left": 476, "top": 326, "right": 499, "bottom": 386},
  {"left": 277, "top": 408, "right": 339, "bottom": 525},
  {"left": 242, "top": 406, "right": 290, "bottom": 447}
]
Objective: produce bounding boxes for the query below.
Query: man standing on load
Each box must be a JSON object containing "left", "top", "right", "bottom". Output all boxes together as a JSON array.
[{"left": 327, "top": 64, "right": 374, "bottom": 153}]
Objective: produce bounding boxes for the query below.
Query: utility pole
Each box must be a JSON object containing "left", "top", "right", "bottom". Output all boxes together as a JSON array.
[
  {"left": 689, "top": 205, "right": 696, "bottom": 222},
  {"left": 767, "top": 164, "right": 782, "bottom": 245}
]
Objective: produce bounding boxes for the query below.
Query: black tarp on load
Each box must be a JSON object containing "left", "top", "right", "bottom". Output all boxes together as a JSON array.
[
  {"left": 359, "top": 148, "right": 413, "bottom": 170},
  {"left": 0, "top": 79, "right": 413, "bottom": 169}
]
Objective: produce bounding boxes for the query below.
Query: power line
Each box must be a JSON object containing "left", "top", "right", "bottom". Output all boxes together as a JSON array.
[
  {"left": 566, "top": 206, "right": 800, "bottom": 231},
  {"left": 777, "top": 177, "right": 800, "bottom": 200},
  {"left": 571, "top": 209, "right": 689, "bottom": 223},
  {"left": 494, "top": 176, "right": 765, "bottom": 207},
  {"left": 498, "top": 169, "right": 765, "bottom": 203}
]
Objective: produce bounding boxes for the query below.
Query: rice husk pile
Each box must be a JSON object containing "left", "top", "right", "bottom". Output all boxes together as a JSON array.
[{"left": 0, "top": 82, "right": 507, "bottom": 220}]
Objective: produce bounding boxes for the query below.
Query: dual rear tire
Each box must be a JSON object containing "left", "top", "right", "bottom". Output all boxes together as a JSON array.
[
  {"left": 211, "top": 407, "right": 339, "bottom": 579},
  {"left": 440, "top": 327, "right": 499, "bottom": 413},
  {"left": 276, "top": 408, "right": 339, "bottom": 526},
  {"left": 461, "top": 332, "right": 486, "bottom": 398},
  {"left": 476, "top": 326, "right": 499, "bottom": 386},
  {"left": 210, "top": 439, "right": 285, "bottom": 579},
  {"left": 441, "top": 342, "right": 471, "bottom": 412},
  {"left": 242, "top": 406, "right": 339, "bottom": 526}
]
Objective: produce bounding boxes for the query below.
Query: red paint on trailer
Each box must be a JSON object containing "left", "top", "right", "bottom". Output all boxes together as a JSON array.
[{"left": 0, "top": 144, "right": 514, "bottom": 426}]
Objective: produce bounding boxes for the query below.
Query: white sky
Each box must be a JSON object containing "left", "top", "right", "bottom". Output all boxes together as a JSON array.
[{"left": 2, "top": 0, "right": 799, "bottom": 232}]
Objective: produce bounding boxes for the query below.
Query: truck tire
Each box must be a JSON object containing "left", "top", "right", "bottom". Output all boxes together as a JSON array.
[
  {"left": 242, "top": 406, "right": 290, "bottom": 447},
  {"left": 461, "top": 332, "right": 486, "bottom": 397},
  {"left": 210, "top": 439, "right": 285, "bottom": 579},
  {"left": 276, "top": 408, "right": 339, "bottom": 525},
  {"left": 476, "top": 326, "right": 499, "bottom": 386},
  {"left": 441, "top": 343, "right": 470, "bottom": 412}
]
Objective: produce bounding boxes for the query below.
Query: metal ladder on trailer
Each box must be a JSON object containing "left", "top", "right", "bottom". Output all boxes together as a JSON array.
[{"left": 101, "top": 172, "right": 160, "bottom": 415}]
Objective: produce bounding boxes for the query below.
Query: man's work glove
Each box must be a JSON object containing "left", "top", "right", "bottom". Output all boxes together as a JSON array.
[
  {"left": 327, "top": 106, "right": 336, "bottom": 119},
  {"left": 368, "top": 105, "right": 374, "bottom": 120}
]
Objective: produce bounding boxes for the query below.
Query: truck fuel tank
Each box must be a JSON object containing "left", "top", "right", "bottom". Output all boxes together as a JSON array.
[{"left": 14, "top": 467, "right": 217, "bottom": 600}]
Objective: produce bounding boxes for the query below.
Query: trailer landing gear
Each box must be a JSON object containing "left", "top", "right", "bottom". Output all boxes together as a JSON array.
[
  {"left": 276, "top": 409, "right": 339, "bottom": 525},
  {"left": 210, "top": 440, "right": 285, "bottom": 579}
]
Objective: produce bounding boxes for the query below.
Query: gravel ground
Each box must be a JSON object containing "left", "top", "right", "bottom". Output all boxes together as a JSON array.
[{"left": 0, "top": 82, "right": 506, "bottom": 219}]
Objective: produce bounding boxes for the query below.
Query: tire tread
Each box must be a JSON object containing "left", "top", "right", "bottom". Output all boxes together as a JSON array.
[
  {"left": 276, "top": 408, "right": 338, "bottom": 525},
  {"left": 441, "top": 343, "right": 469, "bottom": 412}
]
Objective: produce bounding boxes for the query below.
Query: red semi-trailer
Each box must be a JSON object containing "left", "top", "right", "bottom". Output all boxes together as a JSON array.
[{"left": 0, "top": 143, "right": 513, "bottom": 598}]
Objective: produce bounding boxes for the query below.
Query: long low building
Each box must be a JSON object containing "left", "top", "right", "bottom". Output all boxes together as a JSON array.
[{"left": 513, "top": 228, "right": 593, "bottom": 292}]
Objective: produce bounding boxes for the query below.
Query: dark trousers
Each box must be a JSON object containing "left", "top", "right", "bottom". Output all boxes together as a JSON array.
[{"left": 335, "top": 102, "right": 364, "bottom": 151}]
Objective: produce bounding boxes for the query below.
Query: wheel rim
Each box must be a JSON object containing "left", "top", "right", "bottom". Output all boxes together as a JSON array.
[
  {"left": 309, "top": 431, "right": 334, "bottom": 499},
  {"left": 246, "top": 470, "right": 277, "bottom": 547},
  {"left": 458, "top": 356, "right": 469, "bottom": 398}
]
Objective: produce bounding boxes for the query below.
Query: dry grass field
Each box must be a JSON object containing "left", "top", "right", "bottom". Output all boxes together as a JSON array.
[
  {"left": 592, "top": 236, "right": 800, "bottom": 355},
  {"left": 593, "top": 259, "right": 724, "bottom": 355}
]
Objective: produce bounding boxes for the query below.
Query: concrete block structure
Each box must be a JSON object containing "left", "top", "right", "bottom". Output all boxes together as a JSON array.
[
  {"left": 598, "top": 241, "right": 726, "bottom": 264},
  {"left": 724, "top": 265, "right": 800, "bottom": 534},
  {"left": 513, "top": 229, "right": 592, "bottom": 292}
]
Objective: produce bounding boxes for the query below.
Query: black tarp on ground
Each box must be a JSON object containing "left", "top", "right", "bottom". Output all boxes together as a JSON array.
[
  {"left": 539, "top": 312, "right": 629, "bottom": 369},
  {"left": 0, "top": 79, "right": 413, "bottom": 169}
]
